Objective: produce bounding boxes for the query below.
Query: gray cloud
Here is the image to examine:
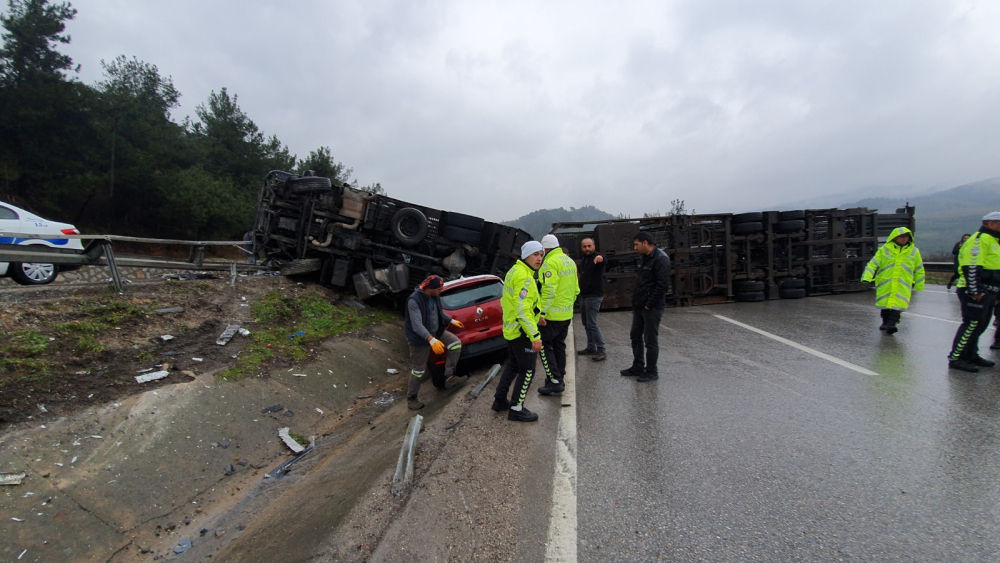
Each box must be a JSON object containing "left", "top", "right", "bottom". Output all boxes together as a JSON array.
[{"left": 60, "top": 0, "right": 1000, "bottom": 221}]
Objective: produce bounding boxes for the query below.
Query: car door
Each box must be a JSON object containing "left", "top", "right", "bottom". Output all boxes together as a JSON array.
[{"left": 0, "top": 204, "right": 22, "bottom": 274}]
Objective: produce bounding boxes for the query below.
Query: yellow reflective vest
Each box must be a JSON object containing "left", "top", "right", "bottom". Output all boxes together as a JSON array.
[
  {"left": 860, "top": 226, "right": 925, "bottom": 310},
  {"left": 956, "top": 227, "right": 1000, "bottom": 294},
  {"left": 502, "top": 259, "right": 541, "bottom": 341},
  {"left": 538, "top": 247, "right": 580, "bottom": 322}
]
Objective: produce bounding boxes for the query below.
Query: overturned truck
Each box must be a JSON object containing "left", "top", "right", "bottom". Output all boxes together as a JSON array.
[
  {"left": 550, "top": 206, "right": 916, "bottom": 308},
  {"left": 250, "top": 171, "right": 531, "bottom": 298}
]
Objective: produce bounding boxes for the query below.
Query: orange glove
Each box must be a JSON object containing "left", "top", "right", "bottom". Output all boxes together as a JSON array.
[
  {"left": 451, "top": 320, "right": 464, "bottom": 329},
  {"left": 429, "top": 337, "right": 446, "bottom": 355}
]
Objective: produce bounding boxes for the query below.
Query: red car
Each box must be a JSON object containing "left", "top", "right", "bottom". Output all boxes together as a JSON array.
[{"left": 428, "top": 274, "right": 507, "bottom": 386}]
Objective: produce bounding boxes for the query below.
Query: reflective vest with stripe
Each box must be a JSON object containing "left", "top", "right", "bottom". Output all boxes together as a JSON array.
[
  {"left": 860, "top": 226, "right": 924, "bottom": 310},
  {"left": 502, "top": 259, "right": 541, "bottom": 341},
  {"left": 538, "top": 247, "right": 580, "bottom": 322}
]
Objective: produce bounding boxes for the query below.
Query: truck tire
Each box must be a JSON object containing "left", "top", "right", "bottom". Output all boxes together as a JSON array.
[
  {"left": 732, "top": 212, "right": 763, "bottom": 224},
  {"left": 735, "top": 290, "right": 765, "bottom": 302},
  {"left": 778, "top": 210, "right": 805, "bottom": 221},
  {"left": 287, "top": 176, "right": 333, "bottom": 194},
  {"left": 775, "top": 220, "right": 806, "bottom": 233},
  {"left": 779, "top": 278, "right": 806, "bottom": 289},
  {"left": 441, "top": 225, "right": 481, "bottom": 244},
  {"left": 779, "top": 288, "right": 807, "bottom": 299},
  {"left": 391, "top": 207, "right": 428, "bottom": 245},
  {"left": 733, "top": 221, "right": 764, "bottom": 235},
  {"left": 735, "top": 280, "right": 765, "bottom": 292},
  {"left": 444, "top": 212, "right": 485, "bottom": 231}
]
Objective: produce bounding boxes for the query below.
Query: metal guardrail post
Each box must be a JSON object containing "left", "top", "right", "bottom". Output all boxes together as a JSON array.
[
  {"left": 391, "top": 414, "right": 423, "bottom": 496},
  {"left": 470, "top": 363, "right": 502, "bottom": 398},
  {"left": 101, "top": 241, "right": 124, "bottom": 293}
]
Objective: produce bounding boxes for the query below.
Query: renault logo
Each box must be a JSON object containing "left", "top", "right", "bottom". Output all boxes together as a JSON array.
[{"left": 476, "top": 307, "right": 483, "bottom": 316}]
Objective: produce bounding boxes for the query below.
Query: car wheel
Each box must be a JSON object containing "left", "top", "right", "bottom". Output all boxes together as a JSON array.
[
  {"left": 733, "top": 222, "right": 764, "bottom": 235},
  {"left": 391, "top": 207, "right": 429, "bottom": 245},
  {"left": 10, "top": 262, "right": 58, "bottom": 285}
]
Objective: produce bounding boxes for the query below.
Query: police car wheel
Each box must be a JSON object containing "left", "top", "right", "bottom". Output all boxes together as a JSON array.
[{"left": 10, "top": 262, "right": 58, "bottom": 285}]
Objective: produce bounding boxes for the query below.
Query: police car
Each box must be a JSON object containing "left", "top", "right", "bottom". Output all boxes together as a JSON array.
[{"left": 0, "top": 202, "right": 84, "bottom": 285}]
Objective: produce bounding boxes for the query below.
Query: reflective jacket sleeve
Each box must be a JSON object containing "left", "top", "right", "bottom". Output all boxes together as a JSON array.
[
  {"left": 912, "top": 249, "right": 925, "bottom": 291},
  {"left": 861, "top": 254, "right": 879, "bottom": 282}
]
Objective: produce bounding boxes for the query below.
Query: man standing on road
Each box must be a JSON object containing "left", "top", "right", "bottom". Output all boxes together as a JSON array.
[
  {"left": 494, "top": 241, "right": 545, "bottom": 422},
  {"left": 404, "top": 275, "right": 465, "bottom": 410},
  {"left": 536, "top": 234, "right": 580, "bottom": 396},
  {"left": 621, "top": 232, "right": 671, "bottom": 383},
  {"left": 860, "top": 226, "right": 924, "bottom": 335},
  {"left": 947, "top": 212, "right": 1000, "bottom": 373},
  {"left": 577, "top": 237, "right": 608, "bottom": 362}
]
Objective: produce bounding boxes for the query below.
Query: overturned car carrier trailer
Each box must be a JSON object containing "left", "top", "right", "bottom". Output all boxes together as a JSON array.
[
  {"left": 550, "top": 206, "right": 916, "bottom": 309},
  {"left": 250, "top": 171, "right": 532, "bottom": 298}
]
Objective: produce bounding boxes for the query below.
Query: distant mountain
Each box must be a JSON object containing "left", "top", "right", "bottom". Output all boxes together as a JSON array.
[
  {"left": 764, "top": 183, "right": 951, "bottom": 212},
  {"left": 840, "top": 177, "right": 1000, "bottom": 257},
  {"left": 503, "top": 206, "right": 616, "bottom": 239}
]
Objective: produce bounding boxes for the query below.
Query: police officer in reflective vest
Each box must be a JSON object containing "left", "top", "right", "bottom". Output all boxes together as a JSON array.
[
  {"left": 947, "top": 212, "right": 1000, "bottom": 372},
  {"left": 493, "top": 241, "right": 545, "bottom": 422},
  {"left": 860, "top": 226, "right": 925, "bottom": 335},
  {"left": 536, "top": 234, "right": 580, "bottom": 396}
]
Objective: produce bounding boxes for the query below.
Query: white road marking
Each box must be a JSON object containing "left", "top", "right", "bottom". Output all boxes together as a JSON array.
[
  {"left": 545, "top": 324, "right": 578, "bottom": 562},
  {"left": 905, "top": 312, "right": 961, "bottom": 324},
  {"left": 714, "top": 314, "right": 879, "bottom": 376}
]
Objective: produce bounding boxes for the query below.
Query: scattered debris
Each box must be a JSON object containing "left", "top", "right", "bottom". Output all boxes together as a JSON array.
[
  {"left": 1, "top": 473, "right": 26, "bottom": 486},
  {"left": 371, "top": 335, "right": 390, "bottom": 343},
  {"left": 278, "top": 428, "right": 305, "bottom": 453},
  {"left": 137, "top": 368, "right": 154, "bottom": 373},
  {"left": 163, "top": 272, "right": 217, "bottom": 280},
  {"left": 135, "top": 371, "right": 170, "bottom": 384},
  {"left": 192, "top": 357, "right": 204, "bottom": 362},
  {"left": 181, "top": 370, "right": 198, "bottom": 379},
  {"left": 373, "top": 391, "right": 396, "bottom": 407},
  {"left": 392, "top": 414, "right": 424, "bottom": 496},
  {"left": 160, "top": 351, "right": 180, "bottom": 356},
  {"left": 354, "top": 394, "right": 372, "bottom": 400},
  {"left": 288, "top": 330, "right": 306, "bottom": 339},
  {"left": 215, "top": 529, "right": 226, "bottom": 538},
  {"left": 160, "top": 335, "right": 175, "bottom": 342},
  {"left": 265, "top": 445, "right": 314, "bottom": 479},
  {"left": 216, "top": 324, "right": 241, "bottom": 346},
  {"left": 218, "top": 440, "right": 231, "bottom": 448},
  {"left": 37, "top": 404, "right": 47, "bottom": 413},
  {"left": 342, "top": 298, "right": 366, "bottom": 309},
  {"left": 386, "top": 368, "right": 399, "bottom": 375},
  {"left": 292, "top": 373, "right": 307, "bottom": 377},
  {"left": 224, "top": 464, "right": 236, "bottom": 476},
  {"left": 261, "top": 404, "right": 284, "bottom": 414},
  {"left": 18, "top": 549, "right": 26, "bottom": 559},
  {"left": 284, "top": 411, "right": 294, "bottom": 417},
  {"left": 315, "top": 408, "right": 324, "bottom": 414},
  {"left": 238, "top": 328, "right": 251, "bottom": 337},
  {"left": 172, "top": 538, "right": 192, "bottom": 554},
  {"left": 11, "top": 517, "right": 24, "bottom": 522},
  {"left": 154, "top": 306, "right": 185, "bottom": 314},
  {"left": 470, "top": 363, "right": 503, "bottom": 398}
]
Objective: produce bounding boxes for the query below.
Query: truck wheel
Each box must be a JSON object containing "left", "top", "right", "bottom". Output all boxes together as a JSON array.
[
  {"left": 733, "top": 212, "right": 763, "bottom": 223},
  {"left": 10, "top": 262, "right": 58, "bottom": 285},
  {"left": 287, "top": 176, "right": 333, "bottom": 194},
  {"left": 735, "top": 280, "right": 765, "bottom": 292},
  {"left": 778, "top": 210, "right": 805, "bottom": 221},
  {"left": 733, "top": 222, "right": 764, "bottom": 235},
  {"left": 775, "top": 220, "right": 806, "bottom": 233},
  {"left": 735, "top": 290, "right": 765, "bottom": 302},
  {"left": 779, "top": 278, "right": 806, "bottom": 289},
  {"left": 444, "top": 212, "right": 485, "bottom": 230},
  {"left": 779, "top": 288, "right": 807, "bottom": 299},
  {"left": 392, "top": 207, "right": 428, "bottom": 245}
]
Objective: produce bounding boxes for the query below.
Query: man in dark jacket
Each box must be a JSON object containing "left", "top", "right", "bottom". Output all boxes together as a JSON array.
[
  {"left": 577, "top": 237, "right": 608, "bottom": 361},
  {"left": 404, "top": 275, "right": 465, "bottom": 410},
  {"left": 621, "top": 232, "right": 671, "bottom": 382}
]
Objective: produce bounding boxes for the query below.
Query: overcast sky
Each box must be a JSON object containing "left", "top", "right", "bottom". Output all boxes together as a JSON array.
[{"left": 58, "top": 0, "right": 1000, "bottom": 222}]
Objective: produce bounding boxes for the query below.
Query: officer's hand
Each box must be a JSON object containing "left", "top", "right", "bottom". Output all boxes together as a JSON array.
[
  {"left": 594, "top": 255, "right": 604, "bottom": 264},
  {"left": 531, "top": 340, "right": 543, "bottom": 352},
  {"left": 971, "top": 294, "right": 985, "bottom": 302},
  {"left": 429, "top": 338, "right": 446, "bottom": 355},
  {"left": 538, "top": 317, "right": 547, "bottom": 326},
  {"left": 451, "top": 320, "right": 464, "bottom": 329}
]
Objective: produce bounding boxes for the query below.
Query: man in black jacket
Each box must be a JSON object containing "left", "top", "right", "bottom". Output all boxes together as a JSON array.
[
  {"left": 621, "top": 232, "right": 671, "bottom": 382},
  {"left": 577, "top": 237, "right": 608, "bottom": 361}
]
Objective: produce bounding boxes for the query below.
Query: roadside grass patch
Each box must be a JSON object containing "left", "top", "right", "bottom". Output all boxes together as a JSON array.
[
  {"left": 217, "top": 291, "right": 392, "bottom": 382},
  {"left": 0, "top": 330, "right": 51, "bottom": 387}
]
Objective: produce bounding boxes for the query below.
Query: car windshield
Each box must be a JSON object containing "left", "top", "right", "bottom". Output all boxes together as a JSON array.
[{"left": 441, "top": 280, "right": 502, "bottom": 310}]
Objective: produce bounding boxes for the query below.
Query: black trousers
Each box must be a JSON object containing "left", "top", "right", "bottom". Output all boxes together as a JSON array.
[
  {"left": 495, "top": 336, "right": 538, "bottom": 408},
  {"left": 630, "top": 306, "right": 664, "bottom": 375},
  {"left": 539, "top": 318, "right": 570, "bottom": 382},
  {"left": 949, "top": 289, "right": 997, "bottom": 361}
]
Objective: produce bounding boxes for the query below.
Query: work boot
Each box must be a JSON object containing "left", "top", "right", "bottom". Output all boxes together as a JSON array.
[
  {"left": 620, "top": 367, "right": 643, "bottom": 376},
  {"left": 407, "top": 396, "right": 424, "bottom": 410},
  {"left": 948, "top": 359, "right": 980, "bottom": 373},
  {"left": 538, "top": 380, "right": 565, "bottom": 395},
  {"left": 592, "top": 352, "right": 607, "bottom": 362},
  {"left": 970, "top": 356, "right": 996, "bottom": 367},
  {"left": 443, "top": 375, "right": 465, "bottom": 389},
  {"left": 879, "top": 309, "right": 889, "bottom": 331},
  {"left": 507, "top": 407, "right": 539, "bottom": 422},
  {"left": 577, "top": 348, "right": 597, "bottom": 356},
  {"left": 637, "top": 372, "right": 659, "bottom": 382},
  {"left": 491, "top": 397, "right": 510, "bottom": 412}
]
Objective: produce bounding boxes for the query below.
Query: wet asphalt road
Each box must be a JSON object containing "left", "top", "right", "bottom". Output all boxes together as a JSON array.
[{"left": 574, "top": 285, "right": 1000, "bottom": 562}]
